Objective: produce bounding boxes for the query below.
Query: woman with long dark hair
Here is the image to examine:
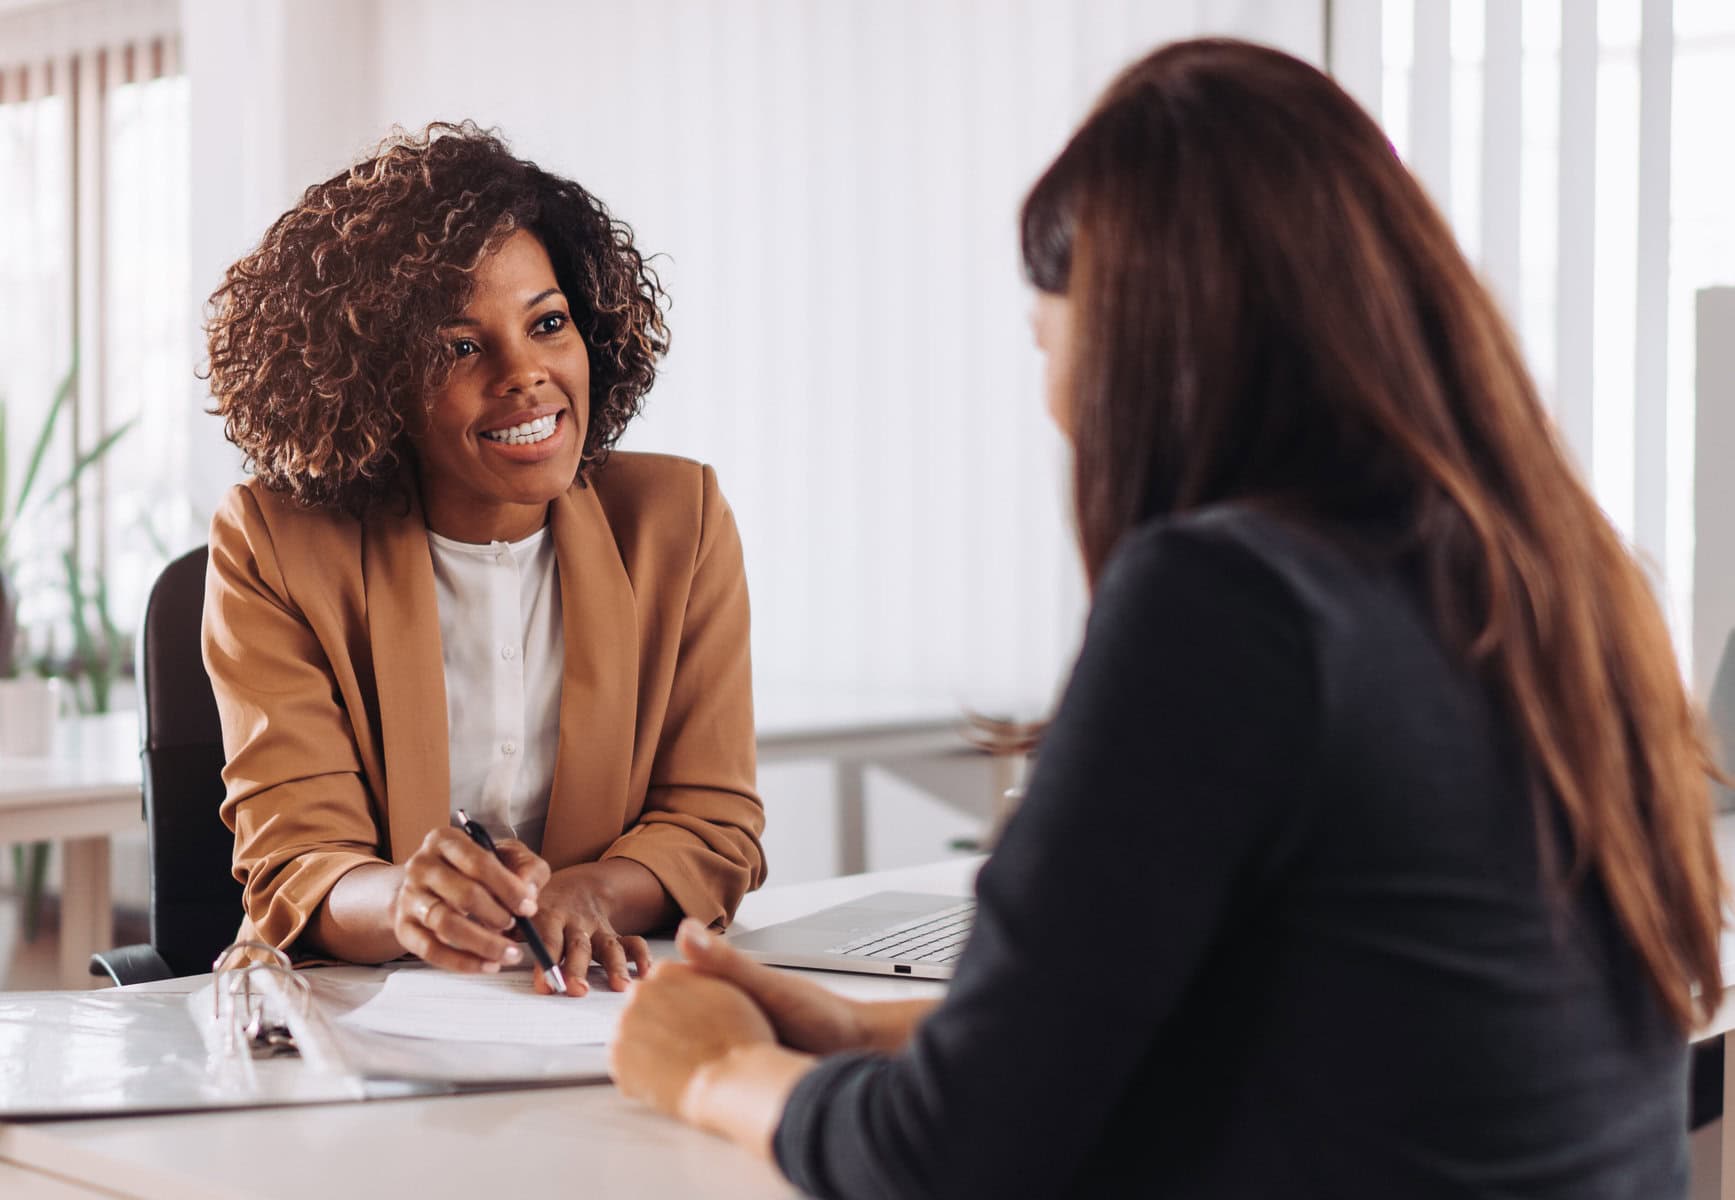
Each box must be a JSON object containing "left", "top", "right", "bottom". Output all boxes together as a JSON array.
[{"left": 609, "top": 40, "right": 1723, "bottom": 1196}]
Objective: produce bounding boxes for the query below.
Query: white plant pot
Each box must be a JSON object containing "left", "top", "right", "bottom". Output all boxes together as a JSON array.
[{"left": 0, "top": 676, "right": 63, "bottom": 758}]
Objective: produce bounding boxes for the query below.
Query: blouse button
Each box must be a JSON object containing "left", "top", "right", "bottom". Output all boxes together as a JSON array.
[
  {"left": 501, "top": 644, "right": 517, "bottom": 660},
  {"left": 501, "top": 741, "right": 517, "bottom": 756}
]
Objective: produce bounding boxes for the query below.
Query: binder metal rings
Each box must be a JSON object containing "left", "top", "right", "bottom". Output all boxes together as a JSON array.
[{"left": 211, "top": 940, "right": 310, "bottom": 1060}]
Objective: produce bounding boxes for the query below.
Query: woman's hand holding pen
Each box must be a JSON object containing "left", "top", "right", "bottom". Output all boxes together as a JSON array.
[
  {"left": 393, "top": 826, "right": 548, "bottom": 974},
  {"left": 393, "top": 835, "right": 663, "bottom": 995}
]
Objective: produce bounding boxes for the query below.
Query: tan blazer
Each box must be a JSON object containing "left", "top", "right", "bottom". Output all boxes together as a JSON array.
[{"left": 202, "top": 452, "right": 765, "bottom": 954}]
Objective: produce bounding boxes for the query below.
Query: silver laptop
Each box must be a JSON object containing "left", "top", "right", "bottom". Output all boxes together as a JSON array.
[{"left": 729, "top": 892, "right": 975, "bottom": 980}]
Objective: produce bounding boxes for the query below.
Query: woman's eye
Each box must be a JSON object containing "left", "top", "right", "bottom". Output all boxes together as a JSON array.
[
  {"left": 535, "top": 312, "right": 568, "bottom": 335},
  {"left": 451, "top": 338, "right": 480, "bottom": 359}
]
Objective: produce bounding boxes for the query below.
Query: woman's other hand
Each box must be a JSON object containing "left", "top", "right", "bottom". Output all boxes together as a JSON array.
[
  {"left": 611, "top": 962, "right": 777, "bottom": 1117},
  {"left": 526, "top": 862, "right": 659, "bottom": 995},
  {"left": 392, "top": 827, "right": 549, "bottom": 973},
  {"left": 671, "top": 919, "right": 868, "bottom": 1053},
  {"left": 675, "top": 918, "right": 937, "bottom": 1055}
]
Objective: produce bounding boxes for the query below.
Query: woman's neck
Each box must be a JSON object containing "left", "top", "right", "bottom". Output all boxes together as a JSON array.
[{"left": 419, "top": 491, "right": 551, "bottom": 545}]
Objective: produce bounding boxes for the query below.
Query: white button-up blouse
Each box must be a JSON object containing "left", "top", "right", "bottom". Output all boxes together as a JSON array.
[{"left": 426, "top": 523, "right": 564, "bottom": 854}]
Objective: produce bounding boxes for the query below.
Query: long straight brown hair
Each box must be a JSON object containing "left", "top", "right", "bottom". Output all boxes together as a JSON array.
[{"left": 1022, "top": 39, "right": 1723, "bottom": 1030}]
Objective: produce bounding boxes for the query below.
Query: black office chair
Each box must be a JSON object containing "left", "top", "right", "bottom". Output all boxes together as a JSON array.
[{"left": 89, "top": 545, "right": 244, "bottom": 985}]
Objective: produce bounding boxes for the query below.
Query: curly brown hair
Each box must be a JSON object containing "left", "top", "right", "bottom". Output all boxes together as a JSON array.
[{"left": 205, "top": 122, "right": 669, "bottom": 514}]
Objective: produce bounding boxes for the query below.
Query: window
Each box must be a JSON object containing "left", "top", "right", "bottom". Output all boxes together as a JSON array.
[
  {"left": 1365, "top": 0, "right": 1735, "bottom": 669},
  {"left": 0, "top": 7, "right": 190, "bottom": 704}
]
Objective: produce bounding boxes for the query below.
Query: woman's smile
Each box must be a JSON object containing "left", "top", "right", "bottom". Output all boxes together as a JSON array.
[{"left": 478, "top": 405, "right": 570, "bottom": 457}]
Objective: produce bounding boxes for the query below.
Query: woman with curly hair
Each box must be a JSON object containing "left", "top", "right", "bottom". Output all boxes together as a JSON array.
[{"left": 201, "top": 123, "right": 764, "bottom": 992}]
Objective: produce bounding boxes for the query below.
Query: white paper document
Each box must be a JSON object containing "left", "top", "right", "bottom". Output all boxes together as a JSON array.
[{"left": 334, "top": 967, "right": 631, "bottom": 1046}]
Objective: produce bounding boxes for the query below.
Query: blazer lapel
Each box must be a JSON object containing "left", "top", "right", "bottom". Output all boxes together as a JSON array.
[
  {"left": 364, "top": 491, "right": 452, "bottom": 862},
  {"left": 538, "top": 484, "right": 640, "bottom": 868}
]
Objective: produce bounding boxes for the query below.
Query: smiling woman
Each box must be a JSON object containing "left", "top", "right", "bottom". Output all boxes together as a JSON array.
[{"left": 199, "top": 123, "right": 765, "bottom": 993}]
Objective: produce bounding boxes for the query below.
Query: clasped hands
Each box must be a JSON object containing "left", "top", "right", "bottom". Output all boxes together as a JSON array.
[
  {"left": 392, "top": 826, "right": 651, "bottom": 994},
  {"left": 608, "top": 921, "right": 933, "bottom": 1150}
]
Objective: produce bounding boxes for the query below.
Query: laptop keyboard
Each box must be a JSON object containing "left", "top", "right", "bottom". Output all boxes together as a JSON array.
[{"left": 826, "top": 900, "right": 977, "bottom": 965}]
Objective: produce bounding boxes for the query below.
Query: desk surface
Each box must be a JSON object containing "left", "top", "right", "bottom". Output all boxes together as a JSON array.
[
  {"left": 0, "top": 858, "right": 979, "bottom": 1200},
  {"left": 0, "top": 1158, "right": 109, "bottom": 1199},
  {"left": 0, "top": 714, "right": 140, "bottom": 811}
]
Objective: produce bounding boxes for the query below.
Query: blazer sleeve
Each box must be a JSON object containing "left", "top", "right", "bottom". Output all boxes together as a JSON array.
[
  {"left": 203, "top": 486, "right": 388, "bottom": 952},
  {"left": 601, "top": 465, "right": 767, "bottom": 926}
]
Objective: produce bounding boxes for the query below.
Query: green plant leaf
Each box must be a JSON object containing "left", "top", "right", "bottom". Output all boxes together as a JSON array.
[
  {"left": 12, "top": 358, "right": 78, "bottom": 523},
  {"left": 63, "top": 551, "right": 91, "bottom": 713},
  {"left": 0, "top": 398, "right": 11, "bottom": 525},
  {"left": 22, "top": 840, "right": 49, "bottom": 941},
  {"left": 41, "top": 414, "right": 135, "bottom": 507},
  {"left": 93, "top": 559, "right": 120, "bottom": 713}
]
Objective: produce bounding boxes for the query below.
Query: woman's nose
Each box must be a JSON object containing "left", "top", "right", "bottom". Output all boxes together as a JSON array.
[{"left": 492, "top": 342, "right": 547, "bottom": 394}]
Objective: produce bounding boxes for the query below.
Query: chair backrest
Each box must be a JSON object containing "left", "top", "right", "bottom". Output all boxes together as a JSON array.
[
  {"left": 1707, "top": 628, "right": 1735, "bottom": 814},
  {"left": 138, "top": 545, "right": 243, "bottom": 976}
]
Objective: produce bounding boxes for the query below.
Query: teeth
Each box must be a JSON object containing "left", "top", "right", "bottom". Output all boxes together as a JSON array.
[{"left": 481, "top": 414, "right": 558, "bottom": 445}]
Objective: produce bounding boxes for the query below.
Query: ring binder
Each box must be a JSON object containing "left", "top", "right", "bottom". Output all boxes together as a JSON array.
[
  {"left": 0, "top": 954, "right": 610, "bottom": 1119},
  {"left": 211, "top": 941, "right": 303, "bottom": 1060}
]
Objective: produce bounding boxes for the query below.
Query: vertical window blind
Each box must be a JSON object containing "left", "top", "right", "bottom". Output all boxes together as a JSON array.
[{"left": 1328, "top": 0, "right": 1735, "bottom": 684}]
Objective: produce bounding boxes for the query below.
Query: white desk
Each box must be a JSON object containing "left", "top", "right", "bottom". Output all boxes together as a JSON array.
[
  {"left": 756, "top": 689, "right": 969, "bottom": 874},
  {"left": 0, "top": 1158, "right": 109, "bottom": 1199},
  {"left": 0, "top": 696, "right": 970, "bottom": 990},
  {"left": 0, "top": 713, "right": 140, "bottom": 989},
  {"left": 0, "top": 858, "right": 978, "bottom": 1200}
]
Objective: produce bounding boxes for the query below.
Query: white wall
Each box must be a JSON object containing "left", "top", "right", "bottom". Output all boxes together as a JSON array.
[{"left": 377, "top": 0, "right": 1320, "bottom": 708}]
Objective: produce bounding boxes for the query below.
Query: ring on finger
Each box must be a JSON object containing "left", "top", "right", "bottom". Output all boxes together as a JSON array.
[{"left": 419, "top": 896, "right": 443, "bottom": 926}]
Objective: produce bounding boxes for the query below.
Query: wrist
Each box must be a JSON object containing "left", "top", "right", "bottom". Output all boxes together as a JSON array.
[
  {"left": 839, "top": 997, "right": 876, "bottom": 1053},
  {"left": 679, "top": 1043, "right": 815, "bottom": 1158},
  {"left": 307, "top": 862, "right": 407, "bottom": 964},
  {"left": 855, "top": 997, "right": 938, "bottom": 1054}
]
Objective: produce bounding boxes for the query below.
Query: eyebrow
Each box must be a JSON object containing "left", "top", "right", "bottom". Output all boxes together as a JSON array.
[{"left": 440, "top": 288, "right": 565, "bottom": 329}]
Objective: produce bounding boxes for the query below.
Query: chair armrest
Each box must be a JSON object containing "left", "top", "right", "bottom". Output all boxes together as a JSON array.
[{"left": 88, "top": 943, "right": 175, "bottom": 987}]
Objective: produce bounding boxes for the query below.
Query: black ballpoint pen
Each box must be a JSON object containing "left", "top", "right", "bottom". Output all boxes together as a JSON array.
[{"left": 454, "top": 808, "right": 568, "bottom": 995}]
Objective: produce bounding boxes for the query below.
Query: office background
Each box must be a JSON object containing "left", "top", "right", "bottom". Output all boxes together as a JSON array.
[{"left": 1, "top": 0, "right": 1732, "bottom": 921}]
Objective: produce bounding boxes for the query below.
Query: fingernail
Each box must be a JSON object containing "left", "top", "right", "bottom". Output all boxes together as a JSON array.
[
  {"left": 519, "top": 898, "right": 537, "bottom": 916},
  {"left": 482, "top": 961, "right": 500, "bottom": 973},
  {"left": 685, "top": 920, "right": 713, "bottom": 949},
  {"left": 502, "top": 946, "right": 522, "bottom": 964}
]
